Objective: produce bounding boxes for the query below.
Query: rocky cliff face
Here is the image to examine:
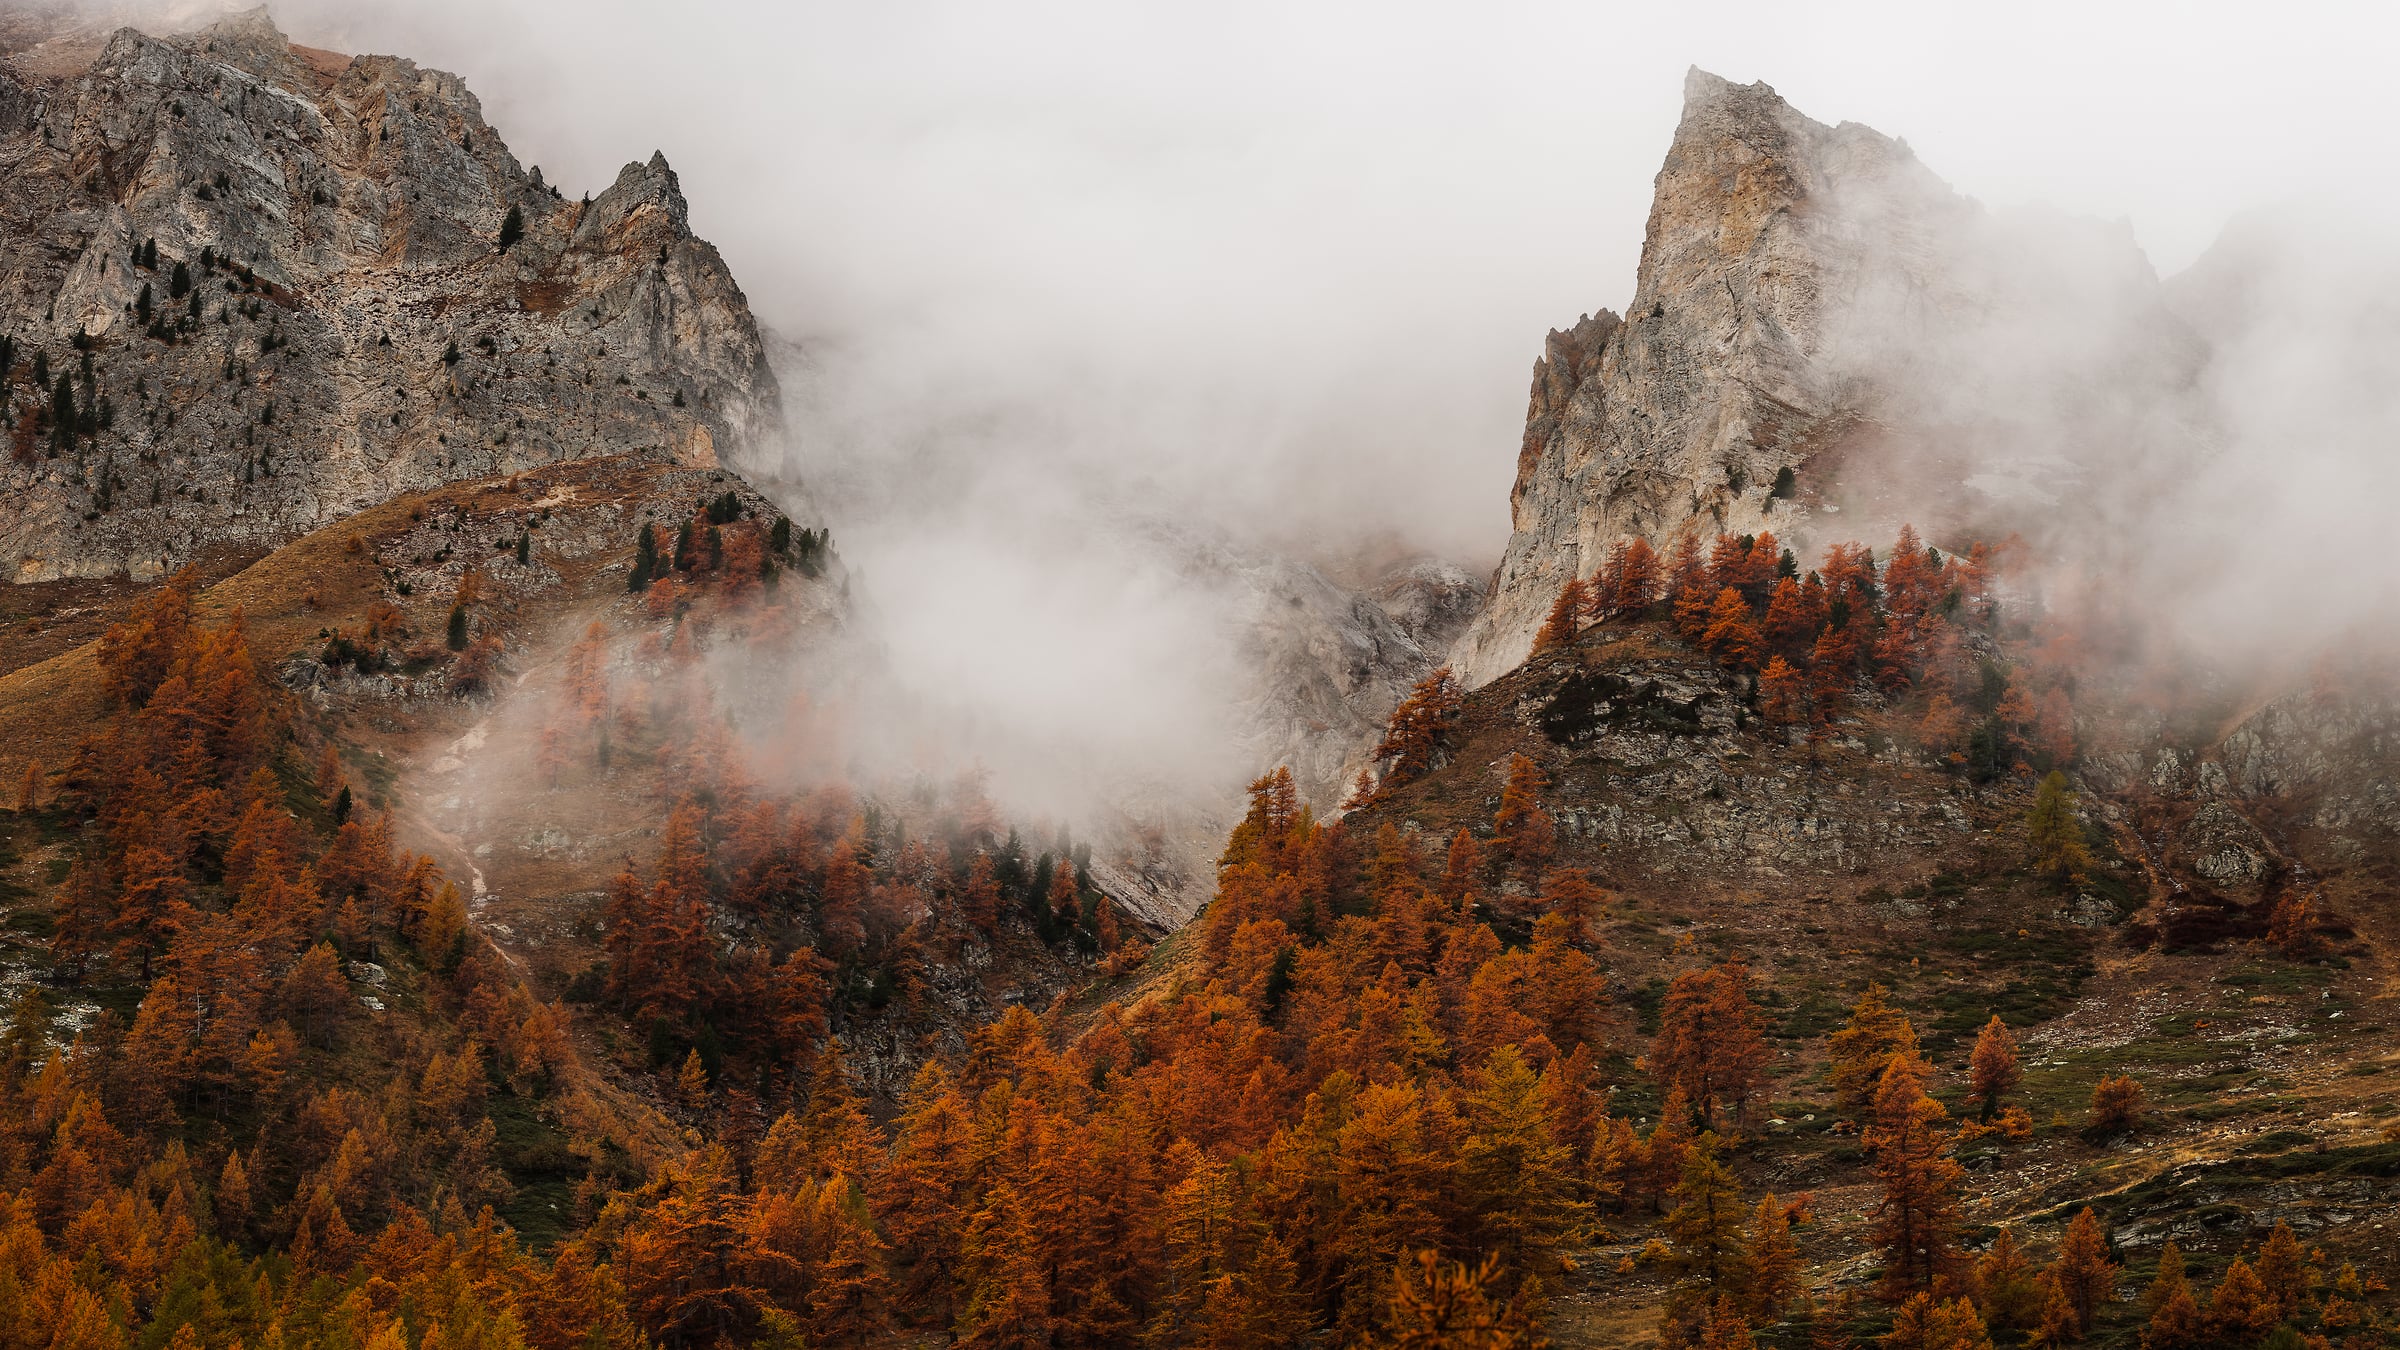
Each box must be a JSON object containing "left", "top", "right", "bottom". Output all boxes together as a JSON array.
[
  {"left": 0, "top": 7, "right": 778, "bottom": 582},
  {"left": 1452, "top": 68, "right": 2192, "bottom": 687},
  {"left": 1228, "top": 548, "right": 1483, "bottom": 811},
  {"left": 1450, "top": 70, "right": 1915, "bottom": 684},
  {"left": 1073, "top": 525, "right": 1485, "bottom": 923}
]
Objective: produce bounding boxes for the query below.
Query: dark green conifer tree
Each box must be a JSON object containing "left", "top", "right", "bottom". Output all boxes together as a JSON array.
[
  {"left": 50, "top": 373, "right": 76, "bottom": 456},
  {"left": 629, "top": 524, "right": 657, "bottom": 592}
]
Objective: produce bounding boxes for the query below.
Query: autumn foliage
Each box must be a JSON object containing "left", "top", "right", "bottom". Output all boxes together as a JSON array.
[
  {"left": 1650, "top": 963, "right": 1769, "bottom": 1129},
  {"left": 1579, "top": 525, "right": 2080, "bottom": 781},
  {"left": 1355, "top": 667, "right": 1465, "bottom": 807},
  {"left": 12, "top": 548, "right": 2385, "bottom": 1350}
]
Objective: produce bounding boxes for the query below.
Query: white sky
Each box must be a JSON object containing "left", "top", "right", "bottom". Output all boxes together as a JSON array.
[{"left": 267, "top": 0, "right": 2399, "bottom": 560}]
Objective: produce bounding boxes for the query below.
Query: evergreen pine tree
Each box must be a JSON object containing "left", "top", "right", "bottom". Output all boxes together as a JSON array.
[
  {"left": 629, "top": 523, "right": 658, "bottom": 591},
  {"left": 50, "top": 373, "right": 75, "bottom": 456}
]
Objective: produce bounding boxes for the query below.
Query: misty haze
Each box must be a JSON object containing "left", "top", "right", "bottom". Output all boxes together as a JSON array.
[{"left": 0, "top": 2, "right": 2396, "bottom": 1347}]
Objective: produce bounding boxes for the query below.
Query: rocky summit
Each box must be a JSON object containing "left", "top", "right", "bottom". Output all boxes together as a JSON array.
[
  {"left": 0, "top": 6, "right": 777, "bottom": 583},
  {"left": 1452, "top": 68, "right": 2193, "bottom": 687}
]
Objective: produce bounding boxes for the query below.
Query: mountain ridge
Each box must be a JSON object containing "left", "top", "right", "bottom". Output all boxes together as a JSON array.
[{"left": 1, "top": 5, "right": 780, "bottom": 581}]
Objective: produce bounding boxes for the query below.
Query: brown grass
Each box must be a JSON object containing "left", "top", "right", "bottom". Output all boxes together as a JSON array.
[{"left": 0, "top": 455, "right": 682, "bottom": 802}]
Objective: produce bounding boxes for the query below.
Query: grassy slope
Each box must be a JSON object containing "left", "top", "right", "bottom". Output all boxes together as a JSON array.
[{"left": 1337, "top": 620, "right": 2400, "bottom": 1346}]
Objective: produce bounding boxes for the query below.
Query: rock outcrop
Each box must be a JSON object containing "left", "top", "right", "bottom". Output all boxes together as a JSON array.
[
  {"left": 0, "top": 7, "right": 779, "bottom": 582},
  {"left": 1081, "top": 526, "right": 1486, "bottom": 922},
  {"left": 1450, "top": 70, "right": 1916, "bottom": 684},
  {"left": 1230, "top": 548, "right": 1484, "bottom": 811},
  {"left": 1452, "top": 68, "right": 2193, "bottom": 687}
]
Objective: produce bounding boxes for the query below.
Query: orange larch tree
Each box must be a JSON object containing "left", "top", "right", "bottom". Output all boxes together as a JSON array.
[
  {"left": 1438, "top": 829, "right": 1484, "bottom": 914},
  {"left": 1665, "top": 529, "right": 1714, "bottom": 637},
  {"left": 962, "top": 852, "right": 1002, "bottom": 934},
  {"left": 1533, "top": 578, "right": 1589, "bottom": 654},
  {"left": 2045, "top": 1207, "right": 2119, "bottom": 1336},
  {"left": 1651, "top": 962, "right": 1771, "bottom": 1129},
  {"left": 1706, "top": 533, "right": 1752, "bottom": 599},
  {"left": 96, "top": 566, "right": 199, "bottom": 709},
  {"left": 1702, "top": 588, "right": 1762, "bottom": 671},
  {"left": 1759, "top": 655, "right": 1808, "bottom": 730},
  {"left": 1733, "top": 530, "right": 1782, "bottom": 606},
  {"left": 1967, "top": 1016, "right": 2021, "bottom": 1122},
  {"left": 1828, "top": 984, "right": 1924, "bottom": 1119},
  {"left": 1759, "top": 576, "right": 1814, "bottom": 662},
  {"left": 1491, "top": 755, "right": 1555, "bottom": 884},
  {"left": 1818, "top": 541, "right": 1878, "bottom": 614},
  {"left": 1592, "top": 536, "right": 1660, "bottom": 621},
  {"left": 1369, "top": 668, "right": 1464, "bottom": 801},
  {"left": 1864, "top": 1056, "right": 1963, "bottom": 1301}
]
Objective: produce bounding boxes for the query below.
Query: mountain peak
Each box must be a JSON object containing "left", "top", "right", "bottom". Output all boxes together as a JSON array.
[
  {"left": 1447, "top": 71, "right": 2160, "bottom": 688},
  {"left": 199, "top": 4, "right": 286, "bottom": 44},
  {"left": 0, "top": 9, "right": 779, "bottom": 582},
  {"left": 1679, "top": 65, "right": 1781, "bottom": 114},
  {"left": 187, "top": 4, "right": 304, "bottom": 86}
]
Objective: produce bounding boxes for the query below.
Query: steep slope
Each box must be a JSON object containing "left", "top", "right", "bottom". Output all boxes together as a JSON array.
[
  {"left": 0, "top": 438, "right": 1155, "bottom": 1106},
  {"left": 0, "top": 6, "right": 777, "bottom": 582},
  {"left": 1229, "top": 546, "right": 1485, "bottom": 806},
  {"left": 1349, "top": 608, "right": 2399, "bottom": 1346},
  {"left": 1453, "top": 69, "right": 2195, "bottom": 687},
  {"left": 1451, "top": 69, "right": 1912, "bottom": 684},
  {"left": 1401, "top": 70, "right": 2400, "bottom": 1344},
  {"left": 1136, "top": 534, "right": 1486, "bottom": 920}
]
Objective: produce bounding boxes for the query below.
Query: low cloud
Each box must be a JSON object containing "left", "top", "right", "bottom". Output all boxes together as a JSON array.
[{"left": 53, "top": 0, "right": 2400, "bottom": 835}]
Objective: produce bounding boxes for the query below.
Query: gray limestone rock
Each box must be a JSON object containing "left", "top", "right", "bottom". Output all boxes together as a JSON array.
[
  {"left": 1452, "top": 68, "right": 2195, "bottom": 687},
  {"left": 0, "top": 8, "right": 780, "bottom": 582}
]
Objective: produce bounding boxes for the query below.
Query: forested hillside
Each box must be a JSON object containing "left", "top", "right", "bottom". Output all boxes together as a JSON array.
[
  {"left": 2, "top": 10, "right": 2396, "bottom": 1350},
  {"left": 0, "top": 508, "right": 2394, "bottom": 1349}
]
